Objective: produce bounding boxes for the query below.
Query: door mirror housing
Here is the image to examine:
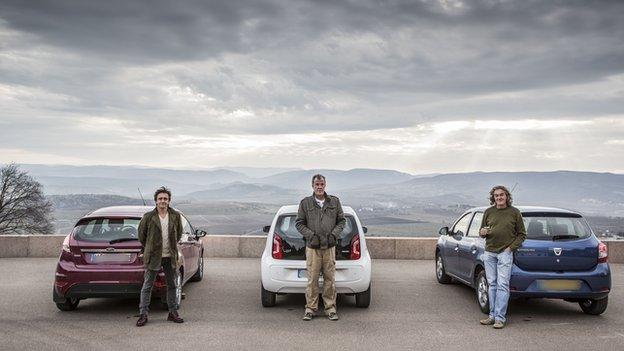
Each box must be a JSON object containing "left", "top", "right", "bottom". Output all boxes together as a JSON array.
[
  {"left": 362, "top": 226, "right": 368, "bottom": 234},
  {"left": 194, "top": 229, "right": 207, "bottom": 238},
  {"left": 439, "top": 226, "right": 450, "bottom": 236},
  {"left": 262, "top": 225, "right": 271, "bottom": 233}
]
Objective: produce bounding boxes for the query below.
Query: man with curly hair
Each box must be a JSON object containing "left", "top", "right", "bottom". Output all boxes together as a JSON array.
[{"left": 478, "top": 185, "right": 526, "bottom": 329}]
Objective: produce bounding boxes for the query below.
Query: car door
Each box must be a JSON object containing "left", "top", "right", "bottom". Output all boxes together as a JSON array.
[
  {"left": 179, "top": 215, "right": 197, "bottom": 277},
  {"left": 444, "top": 212, "right": 473, "bottom": 277},
  {"left": 457, "top": 211, "right": 483, "bottom": 282}
]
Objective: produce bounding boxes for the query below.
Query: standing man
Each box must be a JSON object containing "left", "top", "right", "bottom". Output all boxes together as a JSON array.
[
  {"left": 136, "top": 186, "right": 184, "bottom": 327},
  {"left": 296, "top": 174, "right": 346, "bottom": 321},
  {"left": 479, "top": 185, "right": 526, "bottom": 329}
]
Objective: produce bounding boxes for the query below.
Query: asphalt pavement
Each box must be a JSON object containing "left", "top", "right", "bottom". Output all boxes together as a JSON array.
[{"left": 0, "top": 258, "right": 622, "bottom": 351}]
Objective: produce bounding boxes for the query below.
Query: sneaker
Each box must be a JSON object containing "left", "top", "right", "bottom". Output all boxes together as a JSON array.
[
  {"left": 327, "top": 312, "right": 339, "bottom": 321},
  {"left": 136, "top": 314, "right": 148, "bottom": 327},
  {"left": 302, "top": 311, "right": 313, "bottom": 321},
  {"left": 479, "top": 317, "right": 495, "bottom": 325},
  {"left": 493, "top": 320, "right": 506, "bottom": 329},
  {"left": 167, "top": 311, "right": 184, "bottom": 323}
]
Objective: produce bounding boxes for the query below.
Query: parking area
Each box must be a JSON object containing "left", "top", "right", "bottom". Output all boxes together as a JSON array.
[{"left": 0, "top": 258, "right": 622, "bottom": 351}]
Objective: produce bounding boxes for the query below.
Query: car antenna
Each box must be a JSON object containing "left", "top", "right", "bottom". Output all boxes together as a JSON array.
[{"left": 137, "top": 187, "right": 147, "bottom": 206}]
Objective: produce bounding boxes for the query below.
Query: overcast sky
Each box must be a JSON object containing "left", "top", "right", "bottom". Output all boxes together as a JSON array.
[{"left": 1, "top": 0, "right": 623, "bottom": 174}]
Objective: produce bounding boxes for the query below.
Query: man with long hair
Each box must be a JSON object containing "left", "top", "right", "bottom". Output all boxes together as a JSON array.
[{"left": 478, "top": 185, "right": 526, "bottom": 329}]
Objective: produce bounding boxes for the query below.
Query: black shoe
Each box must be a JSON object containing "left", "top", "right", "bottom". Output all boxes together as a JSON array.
[
  {"left": 136, "top": 314, "right": 148, "bottom": 327},
  {"left": 167, "top": 311, "right": 184, "bottom": 323},
  {"left": 302, "top": 311, "right": 313, "bottom": 321}
]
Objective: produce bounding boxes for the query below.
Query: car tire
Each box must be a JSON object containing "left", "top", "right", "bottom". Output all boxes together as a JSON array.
[
  {"left": 579, "top": 296, "right": 608, "bottom": 315},
  {"left": 475, "top": 270, "right": 490, "bottom": 314},
  {"left": 55, "top": 297, "right": 79, "bottom": 311},
  {"left": 190, "top": 254, "right": 204, "bottom": 282},
  {"left": 355, "top": 284, "right": 371, "bottom": 308},
  {"left": 161, "top": 270, "right": 183, "bottom": 310},
  {"left": 435, "top": 253, "right": 452, "bottom": 284},
  {"left": 261, "top": 284, "right": 276, "bottom": 307}
]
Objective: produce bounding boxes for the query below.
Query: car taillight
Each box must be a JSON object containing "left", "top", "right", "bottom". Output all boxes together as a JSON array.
[
  {"left": 598, "top": 242, "right": 608, "bottom": 263},
  {"left": 272, "top": 233, "right": 283, "bottom": 259},
  {"left": 349, "top": 235, "right": 361, "bottom": 260},
  {"left": 60, "top": 236, "right": 73, "bottom": 261}
]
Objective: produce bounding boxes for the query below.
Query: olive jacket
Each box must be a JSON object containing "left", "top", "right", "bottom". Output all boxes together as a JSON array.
[
  {"left": 138, "top": 207, "right": 183, "bottom": 271},
  {"left": 295, "top": 193, "right": 346, "bottom": 249}
]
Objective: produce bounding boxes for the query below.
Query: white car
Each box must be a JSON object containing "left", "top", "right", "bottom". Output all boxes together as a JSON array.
[{"left": 260, "top": 205, "right": 372, "bottom": 308}]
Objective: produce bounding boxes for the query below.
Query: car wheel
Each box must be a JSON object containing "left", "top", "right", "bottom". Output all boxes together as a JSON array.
[
  {"left": 161, "top": 270, "right": 183, "bottom": 310},
  {"left": 56, "top": 297, "right": 79, "bottom": 311},
  {"left": 579, "top": 296, "right": 608, "bottom": 315},
  {"left": 190, "top": 254, "right": 204, "bottom": 282},
  {"left": 355, "top": 284, "right": 371, "bottom": 308},
  {"left": 261, "top": 284, "right": 276, "bottom": 307},
  {"left": 476, "top": 270, "right": 490, "bottom": 314},
  {"left": 435, "top": 253, "right": 452, "bottom": 284}
]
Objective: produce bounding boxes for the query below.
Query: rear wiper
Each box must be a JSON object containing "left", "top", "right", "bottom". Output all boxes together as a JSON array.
[
  {"left": 552, "top": 234, "right": 580, "bottom": 241},
  {"left": 109, "top": 238, "right": 139, "bottom": 244}
]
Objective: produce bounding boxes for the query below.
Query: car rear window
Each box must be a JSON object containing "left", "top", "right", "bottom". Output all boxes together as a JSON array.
[
  {"left": 73, "top": 218, "right": 140, "bottom": 242},
  {"left": 522, "top": 213, "right": 592, "bottom": 241},
  {"left": 275, "top": 214, "right": 359, "bottom": 260}
]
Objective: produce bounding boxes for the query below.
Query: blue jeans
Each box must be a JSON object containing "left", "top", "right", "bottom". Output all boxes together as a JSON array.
[{"left": 484, "top": 250, "right": 513, "bottom": 323}]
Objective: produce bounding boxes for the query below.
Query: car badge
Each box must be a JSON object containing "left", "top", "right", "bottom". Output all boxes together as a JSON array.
[
  {"left": 553, "top": 248, "right": 562, "bottom": 256},
  {"left": 106, "top": 247, "right": 116, "bottom": 252}
]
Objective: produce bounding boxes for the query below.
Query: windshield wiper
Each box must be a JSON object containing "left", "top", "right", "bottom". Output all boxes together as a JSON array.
[
  {"left": 109, "top": 238, "right": 139, "bottom": 244},
  {"left": 552, "top": 234, "right": 580, "bottom": 241}
]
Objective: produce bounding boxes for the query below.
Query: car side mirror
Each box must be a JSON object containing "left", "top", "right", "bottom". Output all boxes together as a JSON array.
[
  {"left": 362, "top": 226, "right": 368, "bottom": 234},
  {"left": 439, "top": 227, "right": 450, "bottom": 236},
  {"left": 194, "top": 229, "right": 207, "bottom": 238},
  {"left": 263, "top": 225, "right": 271, "bottom": 233}
]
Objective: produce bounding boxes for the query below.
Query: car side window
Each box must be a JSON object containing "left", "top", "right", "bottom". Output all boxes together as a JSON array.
[
  {"left": 467, "top": 212, "right": 483, "bottom": 237},
  {"left": 452, "top": 213, "right": 473, "bottom": 237},
  {"left": 180, "top": 215, "right": 192, "bottom": 240}
]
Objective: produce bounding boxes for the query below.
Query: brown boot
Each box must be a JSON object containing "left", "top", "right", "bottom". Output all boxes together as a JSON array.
[
  {"left": 136, "top": 314, "right": 148, "bottom": 327},
  {"left": 167, "top": 311, "right": 184, "bottom": 323}
]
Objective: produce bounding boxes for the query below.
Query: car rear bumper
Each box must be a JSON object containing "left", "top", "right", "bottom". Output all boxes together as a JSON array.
[
  {"left": 261, "top": 253, "right": 372, "bottom": 294},
  {"left": 509, "top": 262, "right": 611, "bottom": 299},
  {"left": 53, "top": 261, "right": 167, "bottom": 299}
]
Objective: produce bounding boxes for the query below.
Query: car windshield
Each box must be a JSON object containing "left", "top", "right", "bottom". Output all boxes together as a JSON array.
[
  {"left": 73, "top": 218, "right": 140, "bottom": 242},
  {"left": 522, "top": 213, "right": 592, "bottom": 241}
]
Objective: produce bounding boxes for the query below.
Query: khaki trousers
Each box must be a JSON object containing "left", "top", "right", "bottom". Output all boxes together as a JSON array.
[{"left": 305, "top": 246, "right": 336, "bottom": 314}]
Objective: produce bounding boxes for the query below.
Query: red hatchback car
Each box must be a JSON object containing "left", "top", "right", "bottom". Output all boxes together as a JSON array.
[{"left": 53, "top": 206, "right": 206, "bottom": 311}]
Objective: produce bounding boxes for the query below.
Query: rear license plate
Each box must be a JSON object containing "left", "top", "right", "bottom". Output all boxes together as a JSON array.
[
  {"left": 298, "top": 269, "right": 307, "bottom": 278},
  {"left": 538, "top": 279, "right": 582, "bottom": 291},
  {"left": 88, "top": 253, "right": 133, "bottom": 264}
]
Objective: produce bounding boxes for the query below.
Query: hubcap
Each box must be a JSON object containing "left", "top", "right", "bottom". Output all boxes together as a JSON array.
[
  {"left": 477, "top": 274, "right": 488, "bottom": 307},
  {"left": 436, "top": 256, "right": 443, "bottom": 279}
]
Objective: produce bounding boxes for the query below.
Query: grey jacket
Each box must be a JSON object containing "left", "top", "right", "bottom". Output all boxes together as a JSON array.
[{"left": 295, "top": 193, "right": 346, "bottom": 249}]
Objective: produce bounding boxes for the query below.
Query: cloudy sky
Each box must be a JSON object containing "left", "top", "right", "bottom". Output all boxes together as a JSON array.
[{"left": 1, "top": 0, "right": 623, "bottom": 174}]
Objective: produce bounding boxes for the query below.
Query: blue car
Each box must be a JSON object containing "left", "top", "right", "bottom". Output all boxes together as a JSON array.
[{"left": 435, "top": 206, "right": 611, "bottom": 315}]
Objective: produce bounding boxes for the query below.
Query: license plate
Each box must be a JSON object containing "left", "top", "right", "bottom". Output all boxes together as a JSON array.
[
  {"left": 538, "top": 279, "right": 582, "bottom": 291},
  {"left": 298, "top": 269, "right": 307, "bottom": 278},
  {"left": 88, "top": 253, "right": 132, "bottom": 264}
]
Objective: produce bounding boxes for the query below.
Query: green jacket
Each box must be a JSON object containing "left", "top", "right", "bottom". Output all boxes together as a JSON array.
[
  {"left": 138, "top": 207, "right": 183, "bottom": 271},
  {"left": 295, "top": 193, "right": 346, "bottom": 249}
]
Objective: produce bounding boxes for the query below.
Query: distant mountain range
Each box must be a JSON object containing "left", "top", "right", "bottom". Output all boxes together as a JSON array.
[{"left": 12, "top": 164, "right": 624, "bottom": 216}]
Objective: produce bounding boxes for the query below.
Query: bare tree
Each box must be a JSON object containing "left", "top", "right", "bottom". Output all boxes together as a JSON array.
[{"left": 0, "top": 164, "right": 54, "bottom": 234}]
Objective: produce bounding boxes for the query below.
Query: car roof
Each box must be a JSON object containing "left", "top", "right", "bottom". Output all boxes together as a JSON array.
[
  {"left": 82, "top": 205, "right": 156, "bottom": 219},
  {"left": 276, "top": 205, "right": 356, "bottom": 216},
  {"left": 468, "top": 205, "right": 581, "bottom": 215}
]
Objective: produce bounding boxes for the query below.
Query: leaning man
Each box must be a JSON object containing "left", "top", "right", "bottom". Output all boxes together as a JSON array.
[
  {"left": 296, "top": 174, "right": 346, "bottom": 321},
  {"left": 479, "top": 185, "right": 526, "bottom": 329},
  {"left": 136, "top": 186, "right": 184, "bottom": 327}
]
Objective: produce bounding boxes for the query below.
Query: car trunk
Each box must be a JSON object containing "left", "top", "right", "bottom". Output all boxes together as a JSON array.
[
  {"left": 274, "top": 214, "right": 360, "bottom": 260},
  {"left": 72, "top": 240, "right": 143, "bottom": 266},
  {"left": 514, "top": 237, "right": 599, "bottom": 272}
]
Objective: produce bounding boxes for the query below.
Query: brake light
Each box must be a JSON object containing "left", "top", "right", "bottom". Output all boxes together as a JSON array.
[
  {"left": 598, "top": 242, "right": 608, "bottom": 263},
  {"left": 59, "top": 235, "right": 73, "bottom": 261},
  {"left": 349, "top": 235, "right": 361, "bottom": 260},
  {"left": 272, "top": 233, "right": 283, "bottom": 259}
]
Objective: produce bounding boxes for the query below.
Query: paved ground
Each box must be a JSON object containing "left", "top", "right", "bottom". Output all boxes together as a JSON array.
[{"left": 0, "top": 258, "right": 622, "bottom": 351}]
